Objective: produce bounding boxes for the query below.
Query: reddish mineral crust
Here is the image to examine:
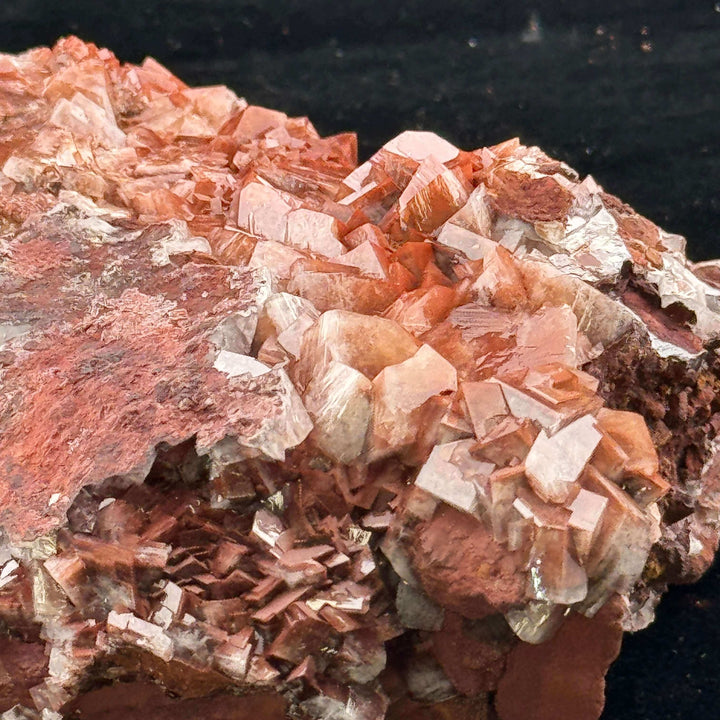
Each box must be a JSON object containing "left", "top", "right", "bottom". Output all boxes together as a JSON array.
[{"left": 0, "top": 37, "right": 719, "bottom": 720}]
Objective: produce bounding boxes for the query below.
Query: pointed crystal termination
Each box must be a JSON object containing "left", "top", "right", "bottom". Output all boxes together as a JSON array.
[{"left": 0, "top": 37, "right": 717, "bottom": 720}]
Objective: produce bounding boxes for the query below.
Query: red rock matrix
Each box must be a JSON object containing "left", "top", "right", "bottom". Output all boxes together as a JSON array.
[{"left": 0, "top": 37, "right": 719, "bottom": 720}]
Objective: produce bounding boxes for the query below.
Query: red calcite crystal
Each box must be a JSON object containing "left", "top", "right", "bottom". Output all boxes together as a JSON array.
[{"left": 0, "top": 37, "right": 719, "bottom": 720}]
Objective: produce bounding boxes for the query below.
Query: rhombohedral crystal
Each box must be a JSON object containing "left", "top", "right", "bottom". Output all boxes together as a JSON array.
[{"left": 0, "top": 37, "right": 719, "bottom": 720}]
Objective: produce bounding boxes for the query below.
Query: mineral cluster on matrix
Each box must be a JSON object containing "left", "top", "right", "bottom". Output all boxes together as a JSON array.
[{"left": 0, "top": 37, "right": 719, "bottom": 720}]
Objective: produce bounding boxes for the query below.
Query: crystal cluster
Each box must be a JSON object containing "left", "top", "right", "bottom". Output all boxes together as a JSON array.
[{"left": 0, "top": 38, "right": 720, "bottom": 720}]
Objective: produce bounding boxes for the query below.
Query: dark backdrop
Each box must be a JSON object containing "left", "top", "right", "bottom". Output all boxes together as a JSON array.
[{"left": 2, "top": 2, "right": 720, "bottom": 718}]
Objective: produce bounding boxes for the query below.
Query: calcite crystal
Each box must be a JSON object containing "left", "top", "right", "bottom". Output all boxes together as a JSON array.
[{"left": 0, "top": 37, "right": 719, "bottom": 720}]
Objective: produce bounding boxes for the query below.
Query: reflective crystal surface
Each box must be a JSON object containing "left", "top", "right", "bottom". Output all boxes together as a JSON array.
[{"left": 0, "top": 37, "right": 718, "bottom": 720}]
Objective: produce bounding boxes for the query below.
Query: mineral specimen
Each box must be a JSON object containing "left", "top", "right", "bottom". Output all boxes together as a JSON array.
[{"left": 0, "top": 37, "right": 719, "bottom": 720}]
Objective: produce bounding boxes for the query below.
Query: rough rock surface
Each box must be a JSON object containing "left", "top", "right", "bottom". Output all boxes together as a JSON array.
[{"left": 0, "top": 37, "right": 719, "bottom": 720}]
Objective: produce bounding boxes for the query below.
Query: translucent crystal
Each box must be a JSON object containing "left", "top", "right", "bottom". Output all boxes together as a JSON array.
[
  {"left": 214, "top": 638, "right": 252, "bottom": 681},
  {"left": 473, "top": 416, "right": 538, "bottom": 466},
  {"left": 335, "top": 633, "right": 387, "bottom": 684},
  {"left": 567, "top": 488, "right": 609, "bottom": 563},
  {"left": 398, "top": 155, "right": 470, "bottom": 232},
  {"left": 232, "top": 368, "right": 313, "bottom": 460},
  {"left": 255, "top": 292, "right": 320, "bottom": 346},
  {"left": 307, "top": 581, "right": 372, "bottom": 615},
  {"left": 525, "top": 414, "right": 602, "bottom": 503},
  {"left": 213, "top": 351, "right": 271, "bottom": 378},
  {"left": 42, "top": 554, "right": 86, "bottom": 607},
  {"left": 472, "top": 245, "right": 529, "bottom": 309},
  {"left": 528, "top": 526, "right": 588, "bottom": 605},
  {"left": 404, "top": 654, "right": 457, "bottom": 703},
  {"left": 541, "top": 205, "right": 632, "bottom": 282},
  {"left": 251, "top": 508, "right": 285, "bottom": 547},
  {"left": 370, "top": 344, "right": 457, "bottom": 457},
  {"left": 446, "top": 183, "right": 493, "bottom": 236},
  {"left": 301, "top": 697, "right": 357, "bottom": 720},
  {"left": 207, "top": 267, "right": 273, "bottom": 355},
  {"left": 580, "top": 466, "right": 658, "bottom": 615},
  {"left": 28, "top": 681, "right": 70, "bottom": 713},
  {"left": 384, "top": 130, "right": 459, "bottom": 164},
  {"left": 303, "top": 361, "right": 373, "bottom": 463},
  {"left": 237, "top": 181, "right": 297, "bottom": 240},
  {"left": 495, "top": 381, "right": 566, "bottom": 433},
  {"left": 1, "top": 706, "right": 39, "bottom": 720},
  {"left": 383, "top": 286, "right": 457, "bottom": 338},
  {"left": 110, "top": 612, "right": 174, "bottom": 661},
  {"left": 646, "top": 253, "right": 720, "bottom": 340},
  {"left": 488, "top": 465, "right": 526, "bottom": 542},
  {"left": 436, "top": 223, "right": 495, "bottom": 260},
  {"left": 248, "top": 239, "right": 305, "bottom": 282},
  {"left": 396, "top": 581, "right": 444, "bottom": 631},
  {"left": 462, "top": 380, "right": 509, "bottom": 438},
  {"left": 414, "top": 440, "right": 493, "bottom": 515},
  {"left": 334, "top": 241, "right": 389, "bottom": 279},
  {"left": 595, "top": 408, "right": 669, "bottom": 505},
  {"left": 505, "top": 600, "right": 565, "bottom": 644},
  {"left": 149, "top": 219, "right": 212, "bottom": 267},
  {"left": 296, "top": 309, "right": 419, "bottom": 388},
  {"left": 0, "top": 37, "right": 717, "bottom": 720},
  {"left": 49, "top": 92, "right": 126, "bottom": 148},
  {"left": 277, "top": 314, "right": 317, "bottom": 359},
  {"left": 286, "top": 208, "right": 345, "bottom": 257}
]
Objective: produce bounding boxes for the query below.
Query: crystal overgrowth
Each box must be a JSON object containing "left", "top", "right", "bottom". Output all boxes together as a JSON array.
[{"left": 0, "top": 38, "right": 719, "bottom": 720}]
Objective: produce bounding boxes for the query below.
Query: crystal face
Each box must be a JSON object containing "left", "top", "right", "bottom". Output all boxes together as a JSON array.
[{"left": 0, "top": 37, "right": 719, "bottom": 720}]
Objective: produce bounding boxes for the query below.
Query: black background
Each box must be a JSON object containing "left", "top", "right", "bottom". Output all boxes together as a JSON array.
[{"left": 2, "top": 2, "right": 720, "bottom": 718}]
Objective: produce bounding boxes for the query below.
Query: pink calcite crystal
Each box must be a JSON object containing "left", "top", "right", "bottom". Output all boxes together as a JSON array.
[{"left": 0, "top": 37, "right": 719, "bottom": 720}]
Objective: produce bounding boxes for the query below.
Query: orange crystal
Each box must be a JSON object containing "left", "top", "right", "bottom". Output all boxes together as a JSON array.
[{"left": 0, "top": 37, "right": 717, "bottom": 720}]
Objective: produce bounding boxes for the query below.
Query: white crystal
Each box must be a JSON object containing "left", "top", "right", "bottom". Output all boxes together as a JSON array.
[
  {"left": 525, "top": 414, "right": 602, "bottom": 503},
  {"left": 285, "top": 208, "right": 345, "bottom": 257},
  {"left": 303, "top": 361, "right": 373, "bottom": 463},
  {"left": 436, "top": 223, "right": 495, "bottom": 260},
  {"left": 251, "top": 508, "right": 285, "bottom": 547},
  {"left": 545, "top": 206, "right": 632, "bottom": 282},
  {"left": 568, "top": 488, "right": 608, "bottom": 562},
  {"left": 494, "top": 381, "right": 565, "bottom": 433},
  {"left": 213, "top": 350, "right": 271, "bottom": 378},
  {"left": 0, "top": 558, "right": 18, "bottom": 579},
  {"left": 248, "top": 239, "right": 304, "bottom": 281},
  {"left": 2, "top": 706, "right": 39, "bottom": 720},
  {"left": 237, "top": 181, "right": 297, "bottom": 240},
  {"left": 446, "top": 183, "right": 493, "bottom": 236},
  {"left": 415, "top": 440, "right": 493, "bottom": 514},
  {"left": 149, "top": 219, "right": 212, "bottom": 266},
  {"left": 259, "top": 292, "right": 320, "bottom": 342},
  {"left": 161, "top": 580, "right": 184, "bottom": 614},
  {"left": 646, "top": 253, "right": 720, "bottom": 340},
  {"left": 376, "top": 343, "right": 457, "bottom": 412},
  {"left": 277, "top": 314, "right": 317, "bottom": 359},
  {"left": 208, "top": 267, "right": 273, "bottom": 354},
  {"left": 107, "top": 610, "right": 132, "bottom": 631},
  {"left": 334, "top": 240, "right": 388, "bottom": 278},
  {"left": 232, "top": 368, "right": 313, "bottom": 460},
  {"left": 384, "top": 130, "right": 459, "bottom": 164},
  {"left": 126, "top": 615, "right": 174, "bottom": 661},
  {"left": 215, "top": 641, "right": 252, "bottom": 681}
]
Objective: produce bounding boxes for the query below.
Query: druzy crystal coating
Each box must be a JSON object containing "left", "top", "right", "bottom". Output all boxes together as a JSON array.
[{"left": 0, "top": 37, "right": 719, "bottom": 720}]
